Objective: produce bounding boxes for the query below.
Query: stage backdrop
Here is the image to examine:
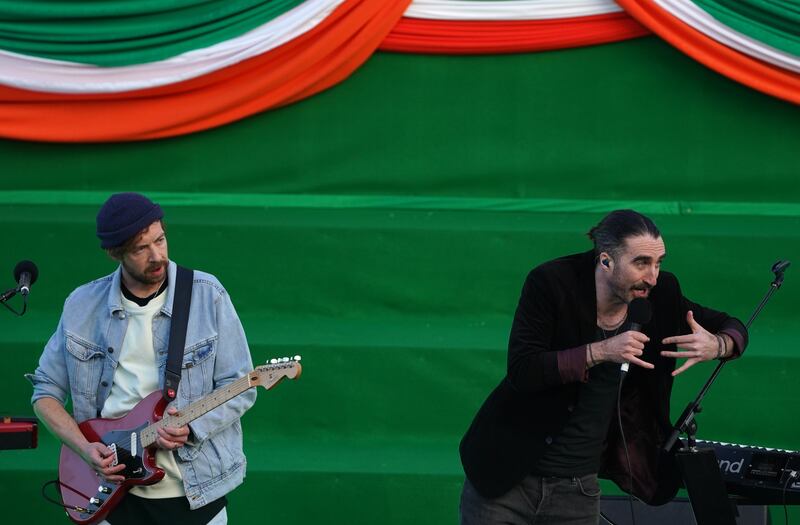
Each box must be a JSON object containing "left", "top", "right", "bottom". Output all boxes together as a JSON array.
[{"left": 1, "top": 39, "right": 799, "bottom": 523}]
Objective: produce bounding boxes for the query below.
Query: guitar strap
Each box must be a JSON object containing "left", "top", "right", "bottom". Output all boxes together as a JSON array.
[{"left": 163, "top": 265, "right": 194, "bottom": 401}]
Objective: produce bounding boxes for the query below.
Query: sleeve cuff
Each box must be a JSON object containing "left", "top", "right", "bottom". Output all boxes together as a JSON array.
[
  {"left": 719, "top": 329, "right": 745, "bottom": 359},
  {"left": 557, "top": 345, "right": 589, "bottom": 383}
]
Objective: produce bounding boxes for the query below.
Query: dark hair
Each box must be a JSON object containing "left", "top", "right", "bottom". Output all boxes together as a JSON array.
[
  {"left": 106, "top": 220, "right": 166, "bottom": 260},
  {"left": 587, "top": 210, "right": 660, "bottom": 258}
]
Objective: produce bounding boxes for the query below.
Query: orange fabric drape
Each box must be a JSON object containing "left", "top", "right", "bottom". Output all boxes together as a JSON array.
[
  {"left": 378, "top": 13, "right": 650, "bottom": 55},
  {"left": 616, "top": 0, "right": 800, "bottom": 105},
  {"left": 0, "top": 0, "right": 413, "bottom": 142}
]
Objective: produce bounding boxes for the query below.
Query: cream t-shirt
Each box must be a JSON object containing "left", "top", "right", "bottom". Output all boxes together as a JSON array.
[{"left": 101, "top": 291, "right": 185, "bottom": 498}]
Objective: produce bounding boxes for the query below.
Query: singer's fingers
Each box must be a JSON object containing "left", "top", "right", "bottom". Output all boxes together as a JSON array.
[
  {"left": 627, "top": 355, "right": 655, "bottom": 369},
  {"left": 671, "top": 358, "right": 700, "bottom": 376},
  {"left": 624, "top": 331, "right": 650, "bottom": 343},
  {"left": 615, "top": 334, "right": 648, "bottom": 351},
  {"left": 622, "top": 342, "right": 645, "bottom": 354},
  {"left": 660, "top": 349, "right": 701, "bottom": 358},
  {"left": 661, "top": 334, "right": 697, "bottom": 345},
  {"left": 686, "top": 310, "right": 701, "bottom": 332}
]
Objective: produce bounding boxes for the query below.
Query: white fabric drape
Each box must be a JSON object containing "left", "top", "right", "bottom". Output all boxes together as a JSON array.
[{"left": 403, "top": 0, "right": 621, "bottom": 21}]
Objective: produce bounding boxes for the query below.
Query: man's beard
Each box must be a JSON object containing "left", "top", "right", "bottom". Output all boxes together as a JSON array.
[
  {"left": 610, "top": 275, "right": 652, "bottom": 304},
  {"left": 123, "top": 259, "right": 167, "bottom": 286}
]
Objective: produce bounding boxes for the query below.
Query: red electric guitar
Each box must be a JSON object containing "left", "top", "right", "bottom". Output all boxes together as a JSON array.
[{"left": 57, "top": 356, "right": 302, "bottom": 524}]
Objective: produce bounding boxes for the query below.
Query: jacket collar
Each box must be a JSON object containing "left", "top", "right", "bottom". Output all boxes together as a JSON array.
[{"left": 106, "top": 260, "right": 177, "bottom": 317}]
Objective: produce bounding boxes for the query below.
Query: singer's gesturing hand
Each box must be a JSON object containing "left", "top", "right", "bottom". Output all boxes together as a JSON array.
[
  {"left": 594, "top": 331, "right": 654, "bottom": 370},
  {"left": 660, "top": 310, "right": 718, "bottom": 376}
]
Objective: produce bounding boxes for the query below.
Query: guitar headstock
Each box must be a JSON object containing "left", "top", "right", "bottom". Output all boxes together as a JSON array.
[{"left": 249, "top": 356, "right": 302, "bottom": 390}]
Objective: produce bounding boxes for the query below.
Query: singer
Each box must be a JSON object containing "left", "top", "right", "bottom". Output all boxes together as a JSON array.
[
  {"left": 459, "top": 209, "right": 748, "bottom": 524},
  {"left": 26, "top": 193, "right": 255, "bottom": 524}
]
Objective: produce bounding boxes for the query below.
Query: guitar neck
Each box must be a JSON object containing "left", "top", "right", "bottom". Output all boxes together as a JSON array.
[{"left": 139, "top": 372, "right": 255, "bottom": 448}]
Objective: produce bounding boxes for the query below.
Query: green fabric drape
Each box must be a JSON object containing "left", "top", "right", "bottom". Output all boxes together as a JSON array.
[
  {"left": 693, "top": 0, "right": 800, "bottom": 56},
  {"left": 0, "top": 0, "right": 303, "bottom": 66}
]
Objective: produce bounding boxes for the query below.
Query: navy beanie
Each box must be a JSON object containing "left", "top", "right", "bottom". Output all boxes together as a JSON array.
[{"left": 96, "top": 193, "right": 164, "bottom": 249}]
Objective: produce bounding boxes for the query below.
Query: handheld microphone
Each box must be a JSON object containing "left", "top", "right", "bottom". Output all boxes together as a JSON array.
[
  {"left": 14, "top": 260, "right": 38, "bottom": 296},
  {"left": 621, "top": 297, "right": 652, "bottom": 373}
]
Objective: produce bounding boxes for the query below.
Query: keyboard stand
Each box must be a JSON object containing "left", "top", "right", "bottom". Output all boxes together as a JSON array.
[{"left": 676, "top": 444, "right": 738, "bottom": 525}]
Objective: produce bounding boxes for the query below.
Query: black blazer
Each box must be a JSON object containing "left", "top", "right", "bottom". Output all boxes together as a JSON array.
[{"left": 459, "top": 250, "right": 747, "bottom": 504}]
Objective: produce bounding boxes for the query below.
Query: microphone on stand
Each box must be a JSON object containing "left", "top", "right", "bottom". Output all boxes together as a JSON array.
[
  {"left": 771, "top": 260, "right": 790, "bottom": 289},
  {"left": 621, "top": 297, "right": 652, "bottom": 375},
  {"left": 14, "top": 260, "right": 38, "bottom": 296},
  {"left": 1, "top": 261, "right": 39, "bottom": 315}
]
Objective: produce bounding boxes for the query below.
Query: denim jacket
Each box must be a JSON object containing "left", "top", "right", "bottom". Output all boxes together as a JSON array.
[{"left": 27, "top": 261, "right": 256, "bottom": 509}]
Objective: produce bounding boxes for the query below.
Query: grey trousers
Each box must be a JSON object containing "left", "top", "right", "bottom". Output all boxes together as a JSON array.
[{"left": 459, "top": 474, "right": 601, "bottom": 525}]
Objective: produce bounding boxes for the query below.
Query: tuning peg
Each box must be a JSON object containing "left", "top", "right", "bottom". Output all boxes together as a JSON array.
[
  {"left": 282, "top": 357, "right": 290, "bottom": 362},
  {"left": 270, "top": 358, "right": 278, "bottom": 364},
  {"left": 293, "top": 355, "right": 302, "bottom": 361}
]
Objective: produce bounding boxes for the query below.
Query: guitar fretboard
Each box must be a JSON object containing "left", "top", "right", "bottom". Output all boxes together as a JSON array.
[{"left": 139, "top": 372, "right": 255, "bottom": 448}]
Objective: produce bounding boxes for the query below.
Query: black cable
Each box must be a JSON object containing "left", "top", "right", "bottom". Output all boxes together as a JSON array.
[
  {"left": 600, "top": 510, "right": 621, "bottom": 525},
  {"left": 0, "top": 300, "right": 18, "bottom": 314},
  {"left": 783, "top": 470, "right": 797, "bottom": 525},
  {"left": 1, "top": 293, "right": 27, "bottom": 316},
  {"left": 617, "top": 371, "right": 636, "bottom": 525},
  {"left": 41, "top": 479, "right": 91, "bottom": 514}
]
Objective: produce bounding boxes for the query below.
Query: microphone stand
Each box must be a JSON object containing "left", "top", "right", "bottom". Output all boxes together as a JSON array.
[
  {"left": 0, "top": 287, "right": 27, "bottom": 316},
  {"left": 0, "top": 287, "right": 17, "bottom": 303},
  {"left": 0, "top": 280, "right": 30, "bottom": 317},
  {"left": 662, "top": 260, "right": 789, "bottom": 525},
  {"left": 664, "top": 260, "right": 789, "bottom": 452},
  {"left": 0, "top": 272, "right": 37, "bottom": 450}
]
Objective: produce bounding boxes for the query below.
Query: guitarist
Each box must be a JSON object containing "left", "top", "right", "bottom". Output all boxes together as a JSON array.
[{"left": 27, "top": 192, "right": 256, "bottom": 524}]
